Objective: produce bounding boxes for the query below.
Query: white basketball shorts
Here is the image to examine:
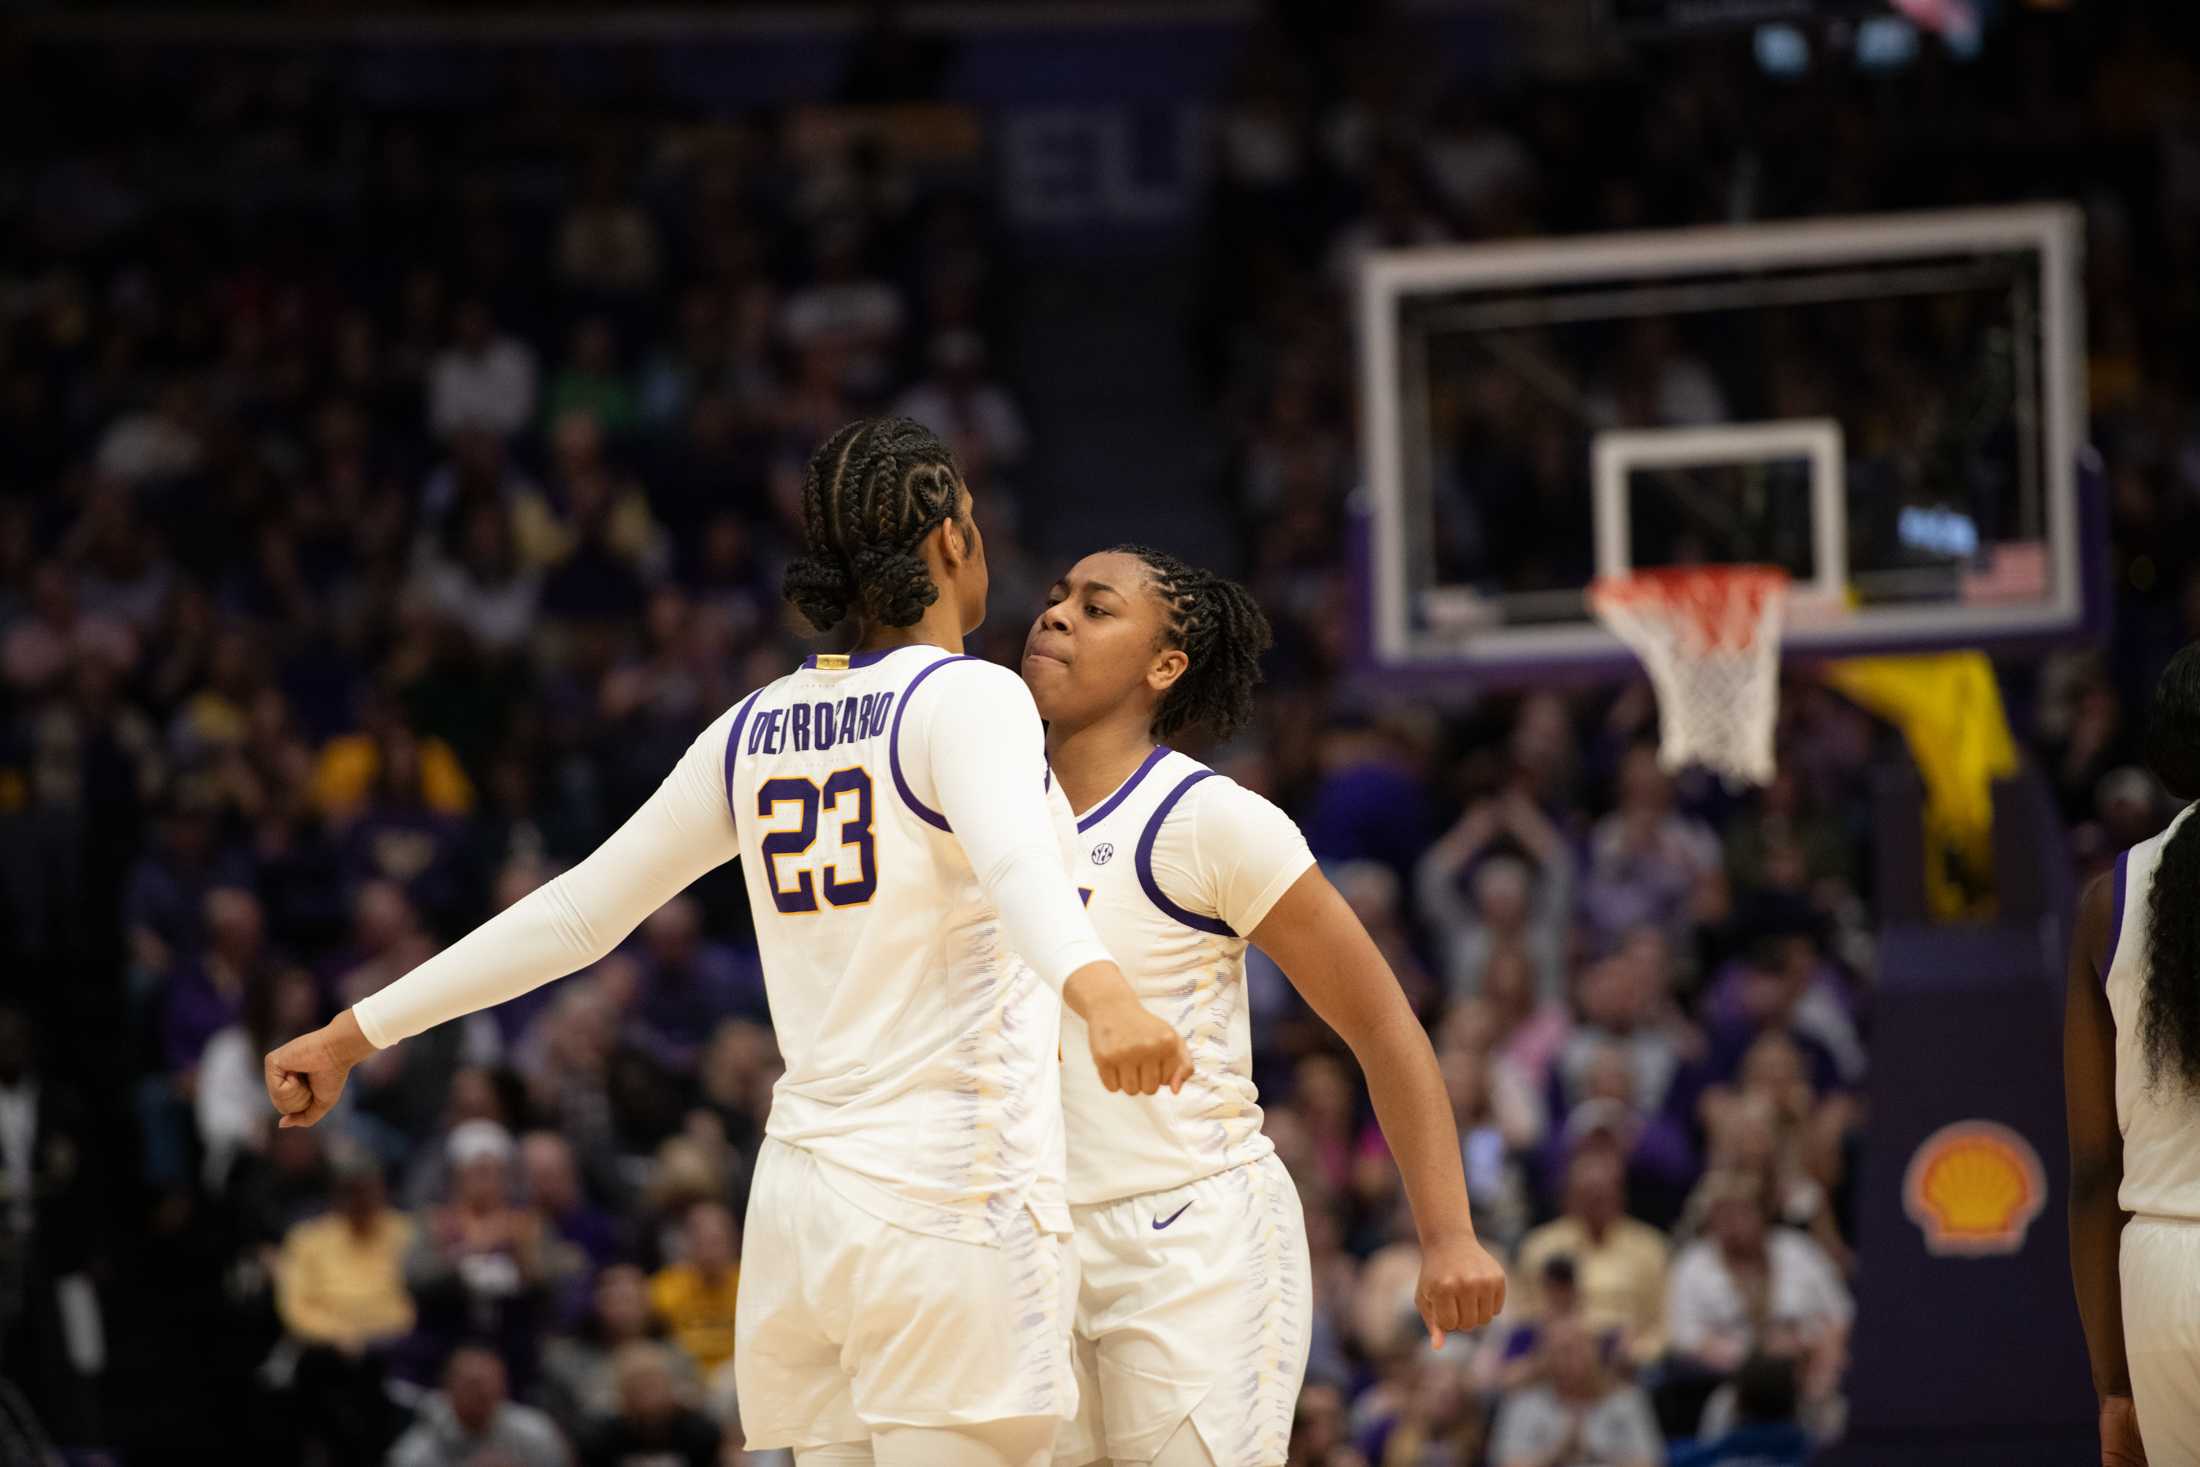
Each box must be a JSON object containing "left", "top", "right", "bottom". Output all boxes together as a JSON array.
[
  {"left": 735, "top": 1138, "right": 1078, "bottom": 1452},
  {"left": 1055, "top": 1152, "right": 1312, "bottom": 1466}
]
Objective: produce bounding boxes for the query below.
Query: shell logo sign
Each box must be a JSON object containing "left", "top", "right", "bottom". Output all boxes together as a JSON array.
[{"left": 1903, "top": 1120, "right": 2047, "bottom": 1256}]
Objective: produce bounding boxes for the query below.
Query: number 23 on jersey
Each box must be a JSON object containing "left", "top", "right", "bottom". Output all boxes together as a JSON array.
[{"left": 758, "top": 768, "right": 878, "bottom": 913}]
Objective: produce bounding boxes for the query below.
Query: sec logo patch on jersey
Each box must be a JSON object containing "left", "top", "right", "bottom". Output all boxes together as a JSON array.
[{"left": 1091, "top": 843, "right": 1115, "bottom": 865}]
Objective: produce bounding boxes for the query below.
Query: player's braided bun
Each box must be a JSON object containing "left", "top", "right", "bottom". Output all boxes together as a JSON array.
[
  {"left": 784, "top": 417, "right": 964, "bottom": 633},
  {"left": 1113, "top": 544, "right": 1272, "bottom": 742}
]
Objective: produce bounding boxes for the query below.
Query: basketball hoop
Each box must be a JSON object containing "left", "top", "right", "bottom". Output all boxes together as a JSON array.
[{"left": 1590, "top": 566, "right": 1789, "bottom": 787}]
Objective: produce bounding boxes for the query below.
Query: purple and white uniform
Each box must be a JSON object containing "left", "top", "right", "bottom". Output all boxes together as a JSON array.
[
  {"left": 356, "top": 644, "right": 1109, "bottom": 1450},
  {"left": 2103, "top": 805, "right": 2200, "bottom": 1462},
  {"left": 1054, "top": 747, "right": 1318, "bottom": 1467}
]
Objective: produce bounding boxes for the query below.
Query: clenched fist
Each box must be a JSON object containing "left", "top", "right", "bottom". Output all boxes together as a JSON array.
[
  {"left": 1063, "top": 962, "right": 1193, "bottom": 1096},
  {"left": 1417, "top": 1231, "right": 1508, "bottom": 1346},
  {"left": 264, "top": 1010, "right": 377, "bottom": 1129}
]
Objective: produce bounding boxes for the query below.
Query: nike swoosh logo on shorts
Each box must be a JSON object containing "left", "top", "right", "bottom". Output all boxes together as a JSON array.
[{"left": 1153, "top": 1201, "right": 1193, "bottom": 1231}]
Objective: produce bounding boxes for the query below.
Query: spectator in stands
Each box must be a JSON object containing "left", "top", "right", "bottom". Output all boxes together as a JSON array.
[
  {"left": 1488, "top": 1316, "right": 1663, "bottom": 1467},
  {"left": 162, "top": 885, "right": 272, "bottom": 1076},
  {"left": 626, "top": 897, "right": 766, "bottom": 1068},
  {"left": 1719, "top": 907, "right": 1867, "bottom": 1084},
  {"left": 388, "top": 1344, "right": 569, "bottom": 1467},
  {"left": 556, "top": 151, "right": 661, "bottom": 300},
  {"left": 651, "top": 1199, "right": 742, "bottom": 1385},
  {"left": 1287, "top": 1379, "right": 1355, "bottom": 1467},
  {"left": 1418, "top": 785, "right": 1575, "bottom": 1001},
  {"left": 141, "top": 885, "right": 275, "bottom": 1192},
  {"left": 1665, "top": 1172, "right": 1851, "bottom": 1413},
  {"left": 1581, "top": 745, "right": 1723, "bottom": 953},
  {"left": 123, "top": 777, "right": 246, "bottom": 982},
  {"left": 1464, "top": 947, "right": 1571, "bottom": 1100},
  {"left": 0, "top": 1005, "right": 103, "bottom": 1445},
  {"left": 1286, "top": 1052, "right": 1399, "bottom": 1239},
  {"left": 1440, "top": 1044, "right": 1532, "bottom": 1251},
  {"left": 1303, "top": 714, "right": 1438, "bottom": 884},
  {"left": 894, "top": 330, "right": 1029, "bottom": 500},
  {"left": 1548, "top": 1044, "right": 1700, "bottom": 1231},
  {"left": 1356, "top": 1347, "right": 1488, "bottom": 1465},
  {"left": 313, "top": 695, "right": 475, "bottom": 827},
  {"left": 779, "top": 216, "right": 906, "bottom": 400},
  {"left": 420, "top": 497, "right": 545, "bottom": 658},
  {"left": 430, "top": 300, "right": 539, "bottom": 441},
  {"left": 198, "top": 966, "right": 322, "bottom": 1189},
  {"left": 1723, "top": 767, "right": 1852, "bottom": 906},
  {"left": 691, "top": 1019, "right": 779, "bottom": 1182},
  {"left": 1691, "top": 935, "right": 1852, "bottom": 1110},
  {"left": 1513, "top": 1147, "right": 1672, "bottom": 1368},
  {"left": 545, "top": 319, "right": 639, "bottom": 436},
  {"left": 515, "top": 981, "right": 626, "bottom": 1185},
  {"left": 580, "top": 1341, "right": 721, "bottom": 1467},
  {"left": 1556, "top": 930, "right": 1693, "bottom": 1119},
  {"left": 407, "top": 1120, "right": 577, "bottom": 1388},
  {"left": 540, "top": 1263, "right": 697, "bottom": 1438},
  {"left": 520, "top": 1128, "right": 620, "bottom": 1300},
  {"left": 1690, "top": 1049, "right": 1852, "bottom": 1271},
  {"left": 274, "top": 1148, "right": 414, "bottom": 1467},
  {"left": 1670, "top": 1354, "right": 1811, "bottom": 1467}
]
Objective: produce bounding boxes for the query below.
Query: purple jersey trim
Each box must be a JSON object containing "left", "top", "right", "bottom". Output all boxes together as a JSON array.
[
  {"left": 2102, "top": 848, "right": 2130, "bottom": 986},
  {"left": 801, "top": 647, "right": 905, "bottom": 671},
  {"left": 1076, "top": 745, "right": 1171, "bottom": 833},
  {"left": 1136, "top": 769, "right": 1235, "bottom": 937},
  {"left": 722, "top": 689, "right": 763, "bottom": 828},
  {"left": 888, "top": 654, "right": 979, "bottom": 832}
]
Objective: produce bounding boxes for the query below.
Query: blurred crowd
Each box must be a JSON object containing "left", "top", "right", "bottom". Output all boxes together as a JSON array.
[{"left": 0, "top": 4, "right": 2195, "bottom": 1465}]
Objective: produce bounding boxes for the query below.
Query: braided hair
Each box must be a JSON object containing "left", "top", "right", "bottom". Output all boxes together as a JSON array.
[
  {"left": 783, "top": 417, "right": 966, "bottom": 633},
  {"left": 2142, "top": 642, "right": 2200, "bottom": 1092},
  {"left": 1112, "top": 544, "right": 1271, "bottom": 742}
]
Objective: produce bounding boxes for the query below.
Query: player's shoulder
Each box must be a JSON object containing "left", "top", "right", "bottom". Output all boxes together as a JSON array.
[
  {"left": 1155, "top": 758, "right": 1306, "bottom": 860},
  {"left": 1167, "top": 758, "right": 1295, "bottom": 827},
  {"left": 890, "top": 649, "right": 1026, "bottom": 699}
]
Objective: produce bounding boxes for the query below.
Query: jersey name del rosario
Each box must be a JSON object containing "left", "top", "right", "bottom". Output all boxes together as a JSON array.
[
  {"left": 349, "top": 642, "right": 1106, "bottom": 1252},
  {"left": 724, "top": 646, "right": 1100, "bottom": 1246},
  {"left": 1060, "top": 746, "right": 1316, "bottom": 1206}
]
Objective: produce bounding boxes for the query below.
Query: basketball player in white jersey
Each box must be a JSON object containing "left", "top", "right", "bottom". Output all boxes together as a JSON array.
[
  {"left": 2065, "top": 643, "right": 2200, "bottom": 1467},
  {"left": 1021, "top": 546, "right": 1507, "bottom": 1467},
  {"left": 263, "top": 419, "right": 1192, "bottom": 1467}
]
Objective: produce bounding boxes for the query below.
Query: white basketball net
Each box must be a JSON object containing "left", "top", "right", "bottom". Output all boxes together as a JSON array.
[{"left": 1590, "top": 567, "right": 1789, "bottom": 787}]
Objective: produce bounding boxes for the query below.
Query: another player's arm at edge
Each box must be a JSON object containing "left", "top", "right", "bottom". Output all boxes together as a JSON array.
[
  {"left": 2064, "top": 870, "right": 2145, "bottom": 1461},
  {"left": 921, "top": 659, "right": 1190, "bottom": 1097},
  {"left": 1251, "top": 863, "right": 1508, "bottom": 1341}
]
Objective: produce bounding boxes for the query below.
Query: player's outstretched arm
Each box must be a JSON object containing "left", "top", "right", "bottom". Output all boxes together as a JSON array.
[
  {"left": 919, "top": 661, "right": 1189, "bottom": 1095},
  {"left": 2065, "top": 872, "right": 2146, "bottom": 1465},
  {"left": 1253, "top": 866, "right": 1506, "bottom": 1343},
  {"left": 266, "top": 707, "right": 745, "bottom": 1128}
]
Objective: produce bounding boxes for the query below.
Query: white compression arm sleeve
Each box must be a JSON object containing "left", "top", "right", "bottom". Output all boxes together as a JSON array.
[
  {"left": 912, "top": 660, "right": 1114, "bottom": 991},
  {"left": 351, "top": 706, "right": 741, "bottom": 1049}
]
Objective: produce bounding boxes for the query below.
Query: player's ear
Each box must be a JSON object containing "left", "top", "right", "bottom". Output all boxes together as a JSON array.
[
  {"left": 936, "top": 511, "right": 967, "bottom": 569},
  {"left": 938, "top": 484, "right": 976, "bottom": 567},
  {"left": 1148, "top": 647, "right": 1188, "bottom": 696}
]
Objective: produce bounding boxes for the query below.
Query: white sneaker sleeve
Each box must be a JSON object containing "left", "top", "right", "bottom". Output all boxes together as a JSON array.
[
  {"left": 351, "top": 703, "right": 743, "bottom": 1049},
  {"left": 1150, "top": 777, "right": 1317, "bottom": 936},
  {"left": 902, "top": 659, "right": 1114, "bottom": 991}
]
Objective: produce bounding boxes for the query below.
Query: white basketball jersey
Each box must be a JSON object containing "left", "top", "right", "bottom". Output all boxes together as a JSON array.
[
  {"left": 1059, "top": 747, "right": 1317, "bottom": 1205},
  {"left": 2104, "top": 803, "right": 2200, "bottom": 1221},
  {"left": 724, "top": 645, "right": 1078, "bottom": 1243}
]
